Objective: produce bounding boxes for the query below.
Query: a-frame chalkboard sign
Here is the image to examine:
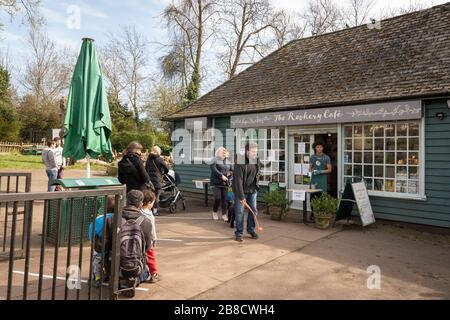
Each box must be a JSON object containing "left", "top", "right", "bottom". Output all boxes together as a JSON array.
[{"left": 336, "top": 180, "right": 376, "bottom": 227}]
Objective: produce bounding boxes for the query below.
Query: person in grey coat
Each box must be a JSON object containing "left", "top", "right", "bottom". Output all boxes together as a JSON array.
[
  {"left": 210, "top": 147, "right": 233, "bottom": 221},
  {"left": 42, "top": 140, "right": 57, "bottom": 192}
]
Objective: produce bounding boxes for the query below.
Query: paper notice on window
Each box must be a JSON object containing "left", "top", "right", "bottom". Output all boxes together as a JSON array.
[
  {"left": 302, "top": 164, "right": 310, "bottom": 175},
  {"left": 294, "top": 164, "right": 303, "bottom": 175},
  {"left": 292, "top": 190, "right": 306, "bottom": 201},
  {"left": 267, "top": 150, "right": 276, "bottom": 161},
  {"left": 298, "top": 143, "right": 306, "bottom": 154},
  {"left": 195, "top": 181, "right": 204, "bottom": 189}
]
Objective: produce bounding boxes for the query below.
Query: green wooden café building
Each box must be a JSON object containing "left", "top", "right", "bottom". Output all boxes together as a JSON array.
[{"left": 163, "top": 3, "right": 450, "bottom": 228}]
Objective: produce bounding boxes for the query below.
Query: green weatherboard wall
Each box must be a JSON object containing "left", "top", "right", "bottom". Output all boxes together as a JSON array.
[{"left": 173, "top": 100, "right": 450, "bottom": 228}]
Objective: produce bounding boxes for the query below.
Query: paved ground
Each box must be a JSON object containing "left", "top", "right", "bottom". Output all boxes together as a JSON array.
[{"left": 1, "top": 169, "right": 450, "bottom": 300}]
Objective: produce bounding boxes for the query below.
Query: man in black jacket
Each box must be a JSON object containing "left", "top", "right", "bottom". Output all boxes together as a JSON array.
[
  {"left": 232, "top": 142, "right": 260, "bottom": 242},
  {"left": 118, "top": 141, "right": 154, "bottom": 193}
]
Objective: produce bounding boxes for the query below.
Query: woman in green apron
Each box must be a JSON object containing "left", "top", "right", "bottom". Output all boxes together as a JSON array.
[{"left": 309, "top": 141, "right": 332, "bottom": 221}]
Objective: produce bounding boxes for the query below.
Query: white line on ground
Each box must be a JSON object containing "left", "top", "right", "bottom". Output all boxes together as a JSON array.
[
  {"left": 157, "top": 216, "right": 212, "bottom": 220},
  {"left": 12, "top": 270, "right": 149, "bottom": 292},
  {"left": 159, "top": 236, "right": 231, "bottom": 240}
]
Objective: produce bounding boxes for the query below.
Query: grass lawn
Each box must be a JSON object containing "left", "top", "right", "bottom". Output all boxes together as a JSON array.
[{"left": 0, "top": 153, "right": 107, "bottom": 171}]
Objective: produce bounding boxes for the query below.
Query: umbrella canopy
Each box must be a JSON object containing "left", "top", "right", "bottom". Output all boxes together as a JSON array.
[{"left": 63, "top": 38, "right": 113, "bottom": 162}]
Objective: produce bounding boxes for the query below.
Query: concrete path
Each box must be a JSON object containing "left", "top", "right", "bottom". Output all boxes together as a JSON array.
[{"left": 1, "top": 169, "right": 450, "bottom": 300}]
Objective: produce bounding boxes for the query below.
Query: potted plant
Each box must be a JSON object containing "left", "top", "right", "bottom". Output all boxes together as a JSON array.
[
  {"left": 263, "top": 189, "right": 292, "bottom": 221},
  {"left": 310, "top": 193, "right": 339, "bottom": 229}
]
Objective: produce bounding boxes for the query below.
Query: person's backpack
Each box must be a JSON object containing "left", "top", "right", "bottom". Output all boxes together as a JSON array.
[{"left": 119, "top": 216, "right": 146, "bottom": 279}]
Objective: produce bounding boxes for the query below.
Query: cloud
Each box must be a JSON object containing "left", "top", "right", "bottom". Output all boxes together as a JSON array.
[
  {"left": 41, "top": 6, "right": 67, "bottom": 25},
  {"left": 78, "top": 1, "right": 108, "bottom": 19}
]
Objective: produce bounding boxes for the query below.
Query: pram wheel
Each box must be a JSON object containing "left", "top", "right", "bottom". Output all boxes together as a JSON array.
[{"left": 169, "top": 202, "right": 177, "bottom": 213}]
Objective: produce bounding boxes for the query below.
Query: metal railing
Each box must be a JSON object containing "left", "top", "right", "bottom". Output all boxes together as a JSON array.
[
  {"left": 0, "top": 173, "right": 32, "bottom": 261},
  {"left": 0, "top": 187, "right": 126, "bottom": 300}
]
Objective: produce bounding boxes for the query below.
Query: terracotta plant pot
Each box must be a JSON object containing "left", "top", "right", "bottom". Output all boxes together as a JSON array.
[{"left": 315, "top": 214, "right": 334, "bottom": 229}]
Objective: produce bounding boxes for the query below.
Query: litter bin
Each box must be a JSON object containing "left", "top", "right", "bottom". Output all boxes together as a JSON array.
[{"left": 46, "top": 178, "right": 122, "bottom": 246}]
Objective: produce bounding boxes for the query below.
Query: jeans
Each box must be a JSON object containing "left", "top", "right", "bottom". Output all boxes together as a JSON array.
[
  {"left": 234, "top": 192, "right": 257, "bottom": 238},
  {"left": 138, "top": 267, "right": 150, "bottom": 284},
  {"left": 213, "top": 187, "right": 227, "bottom": 215},
  {"left": 92, "top": 251, "right": 111, "bottom": 280},
  {"left": 45, "top": 169, "right": 58, "bottom": 192}
]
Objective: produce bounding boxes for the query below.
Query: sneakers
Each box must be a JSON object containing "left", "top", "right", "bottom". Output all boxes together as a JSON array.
[
  {"left": 222, "top": 214, "right": 228, "bottom": 222},
  {"left": 153, "top": 209, "right": 159, "bottom": 216},
  {"left": 235, "top": 236, "right": 243, "bottom": 242},
  {"left": 147, "top": 273, "right": 162, "bottom": 283},
  {"left": 92, "top": 275, "right": 101, "bottom": 288},
  {"left": 249, "top": 232, "right": 259, "bottom": 240},
  {"left": 119, "top": 278, "right": 137, "bottom": 298},
  {"left": 212, "top": 212, "right": 219, "bottom": 220}
]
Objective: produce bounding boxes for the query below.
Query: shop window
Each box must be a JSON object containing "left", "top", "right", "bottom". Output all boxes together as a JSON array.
[
  {"left": 343, "top": 121, "right": 422, "bottom": 197},
  {"left": 192, "top": 128, "right": 214, "bottom": 162},
  {"left": 236, "top": 128, "right": 286, "bottom": 185}
]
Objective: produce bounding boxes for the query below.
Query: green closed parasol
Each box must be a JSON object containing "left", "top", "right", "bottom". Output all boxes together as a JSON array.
[{"left": 63, "top": 38, "right": 112, "bottom": 177}]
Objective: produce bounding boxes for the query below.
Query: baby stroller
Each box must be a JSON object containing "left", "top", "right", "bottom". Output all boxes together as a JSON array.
[{"left": 158, "top": 172, "right": 186, "bottom": 213}]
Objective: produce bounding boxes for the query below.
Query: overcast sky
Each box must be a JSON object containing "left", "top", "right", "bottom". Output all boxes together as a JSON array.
[{"left": 0, "top": 0, "right": 447, "bottom": 93}]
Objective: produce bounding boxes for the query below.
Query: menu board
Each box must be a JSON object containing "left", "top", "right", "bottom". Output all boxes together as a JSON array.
[
  {"left": 351, "top": 182, "right": 375, "bottom": 227},
  {"left": 336, "top": 181, "right": 376, "bottom": 227}
]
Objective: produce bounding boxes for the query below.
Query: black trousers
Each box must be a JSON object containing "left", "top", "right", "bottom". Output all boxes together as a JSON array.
[
  {"left": 212, "top": 187, "right": 227, "bottom": 215},
  {"left": 154, "top": 188, "right": 162, "bottom": 208}
]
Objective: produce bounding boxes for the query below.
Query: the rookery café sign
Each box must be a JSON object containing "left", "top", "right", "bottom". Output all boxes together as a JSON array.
[{"left": 230, "top": 100, "right": 422, "bottom": 128}]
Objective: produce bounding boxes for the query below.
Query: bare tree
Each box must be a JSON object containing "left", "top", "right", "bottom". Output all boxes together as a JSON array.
[
  {"left": 103, "top": 26, "right": 150, "bottom": 128},
  {"left": 216, "top": 0, "right": 279, "bottom": 79},
  {"left": 159, "top": 32, "right": 191, "bottom": 95},
  {"left": 344, "top": 0, "right": 375, "bottom": 27},
  {"left": 21, "top": 25, "right": 73, "bottom": 106},
  {"left": 380, "top": 0, "right": 430, "bottom": 19},
  {"left": 272, "top": 10, "right": 306, "bottom": 49},
  {"left": 163, "top": 0, "right": 217, "bottom": 103},
  {"left": 0, "top": 0, "right": 42, "bottom": 28},
  {"left": 303, "top": 0, "right": 343, "bottom": 36}
]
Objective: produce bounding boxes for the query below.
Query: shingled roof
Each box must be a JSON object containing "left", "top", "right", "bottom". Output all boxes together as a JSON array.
[{"left": 164, "top": 3, "right": 450, "bottom": 121}]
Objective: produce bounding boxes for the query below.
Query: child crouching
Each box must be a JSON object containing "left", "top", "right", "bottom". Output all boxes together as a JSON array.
[
  {"left": 141, "top": 190, "right": 162, "bottom": 283},
  {"left": 89, "top": 196, "right": 115, "bottom": 287}
]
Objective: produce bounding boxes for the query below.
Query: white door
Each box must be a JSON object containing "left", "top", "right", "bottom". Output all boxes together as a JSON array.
[{"left": 288, "top": 134, "right": 315, "bottom": 210}]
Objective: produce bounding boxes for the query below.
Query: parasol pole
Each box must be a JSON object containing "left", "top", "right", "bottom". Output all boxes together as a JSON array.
[{"left": 86, "top": 155, "right": 91, "bottom": 178}]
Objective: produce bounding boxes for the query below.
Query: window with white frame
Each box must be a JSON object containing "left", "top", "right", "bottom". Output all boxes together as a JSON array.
[
  {"left": 236, "top": 128, "right": 286, "bottom": 184},
  {"left": 191, "top": 128, "right": 214, "bottom": 162},
  {"left": 343, "top": 121, "right": 422, "bottom": 196}
]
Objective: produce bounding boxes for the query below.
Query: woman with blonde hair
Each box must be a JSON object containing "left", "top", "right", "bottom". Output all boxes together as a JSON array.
[
  {"left": 145, "top": 145, "right": 169, "bottom": 215},
  {"left": 209, "top": 147, "right": 233, "bottom": 221}
]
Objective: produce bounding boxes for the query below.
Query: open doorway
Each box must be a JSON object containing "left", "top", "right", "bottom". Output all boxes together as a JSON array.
[
  {"left": 288, "top": 129, "right": 338, "bottom": 210},
  {"left": 314, "top": 133, "right": 338, "bottom": 197}
]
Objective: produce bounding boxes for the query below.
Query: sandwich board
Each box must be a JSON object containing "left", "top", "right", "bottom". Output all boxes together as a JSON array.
[{"left": 336, "top": 181, "right": 375, "bottom": 227}]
